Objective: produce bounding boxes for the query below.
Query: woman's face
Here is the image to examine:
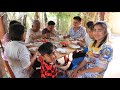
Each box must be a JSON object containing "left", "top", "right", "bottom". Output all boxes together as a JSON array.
[{"left": 93, "top": 25, "right": 106, "bottom": 41}]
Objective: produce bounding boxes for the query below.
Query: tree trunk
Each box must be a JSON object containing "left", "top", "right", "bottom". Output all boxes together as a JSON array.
[
  {"left": 0, "top": 13, "right": 6, "bottom": 40},
  {"left": 23, "top": 15, "right": 27, "bottom": 32},
  {"left": 57, "top": 15, "right": 59, "bottom": 31},
  {"left": 2, "top": 13, "right": 8, "bottom": 34},
  {"left": 34, "top": 12, "right": 39, "bottom": 20},
  {"left": 100, "top": 12, "right": 105, "bottom": 21},
  {"left": 44, "top": 12, "right": 47, "bottom": 26}
]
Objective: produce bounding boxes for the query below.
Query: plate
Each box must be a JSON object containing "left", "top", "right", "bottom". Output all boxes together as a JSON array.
[
  {"left": 56, "top": 48, "right": 68, "bottom": 54},
  {"left": 28, "top": 47, "right": 38, "bottom": 51},
  {"left": 33, "top": 42, "right": 43, "bottom": 47},
  {"left": 69, "top": 44, "right": 80, "bottom": 49},
  {"left": 50, "top": 37, "right": 58, "bottom": 41}
]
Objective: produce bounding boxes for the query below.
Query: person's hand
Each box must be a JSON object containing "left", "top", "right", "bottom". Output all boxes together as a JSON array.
[
  {"left": 77, "top": 70, "right": 86, "bottom": 76},
  {"left": 33, "top": 50, "right": 39, "bottom": 57},
  {"left": 78, "top": 41, "right": 85, "bottom": 48},
  {"left": 72, "top": 69, "right": 78, "bottom": 78},
  {"left": 77, "top": 42, "right": 81, "bottom": 45},
  {"left": 30, "top": 34, "right": 36, "bottom": 40}
]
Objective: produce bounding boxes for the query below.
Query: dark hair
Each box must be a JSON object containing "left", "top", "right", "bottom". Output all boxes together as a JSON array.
[
  {"left": 86, "top": 21, "right": 94, "bottom": 30},
  {"left": 48, "top": 21, "right": 55, "bottom": 26},
  {"left": 73, "top": 16, "right": 81, "bottom": 22},
  {"left": 38, "top": 42, "right": 55, "bottom": 56},
  {"left": 92, "top": 21, "right": 108, "bottom": 48},
  {"left": 9, "top": 23, "right": 25, "bottom": 41},
  {"left": 9, "top": 20, "right": 21, "bottom": 26}
]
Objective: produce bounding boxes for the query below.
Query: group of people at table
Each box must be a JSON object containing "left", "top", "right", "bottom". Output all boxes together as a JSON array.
[{"left": 1, "top": 16, "right": 113, "bottom": 78}]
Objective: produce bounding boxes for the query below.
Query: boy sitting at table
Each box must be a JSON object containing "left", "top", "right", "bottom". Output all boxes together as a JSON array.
[{"left": 38, "top": 42, "right": 67, "bottom": 78}]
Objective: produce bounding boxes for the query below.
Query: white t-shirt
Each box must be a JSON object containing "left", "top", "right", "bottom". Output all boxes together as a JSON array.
[
  {"left": 85, "top": 33, "right": 93, "bottom": 47},
  {"left": 25, "top": 28, "right": 42, "bottom": 43},
  {"left": 4, "top": 41, "right": 31, "bottom": 78}
]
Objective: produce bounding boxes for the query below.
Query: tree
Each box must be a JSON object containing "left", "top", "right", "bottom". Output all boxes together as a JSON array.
[
  {"left": 0, "top": 13, "right": 6, "bottom": 40},
  {"left": 99, "top": 12, "right": 105, "bottom": 21},
  {"left": 34, "top": 12, "right": 39, "bottom": 20}
]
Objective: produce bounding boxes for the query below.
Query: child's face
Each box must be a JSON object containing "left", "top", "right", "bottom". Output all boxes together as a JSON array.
[
  {"left": 48, "top": 25, "right": 55, "bottom": 31},
  {"left": 86, "top": 28, "right": 94, "bottom": 39},
  {"left": 43, "top": 50, "right": 57, "bottom": 63},
  {"left": 73, "top": 19, "right": 81, "bottom": 28}
]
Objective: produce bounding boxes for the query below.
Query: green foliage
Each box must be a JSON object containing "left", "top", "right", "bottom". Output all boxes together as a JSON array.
[
  {"left": 6, "top": 12, "right": 100, "bottom": 34},
  {"left": 47, "top": 12, "right": 80, "bottom": 34}
]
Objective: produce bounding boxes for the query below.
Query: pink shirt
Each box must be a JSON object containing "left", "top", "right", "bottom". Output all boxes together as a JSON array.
[{"left": 2, "top": 33, "right": 10, "bottom": 47}]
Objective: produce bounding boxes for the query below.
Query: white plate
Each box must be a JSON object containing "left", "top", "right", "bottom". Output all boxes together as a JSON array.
[
  {"left": 33, "top": 42, "right": 43, "bottom": 47},
  {"left": 69, "top": 44, "right": 80, "bottom": 49},
  {"left": 28, "top": 47, "right": 38, "bottom": 51},
  {"left": 56, "top": 48, "right": 68, "bottom": 53}
]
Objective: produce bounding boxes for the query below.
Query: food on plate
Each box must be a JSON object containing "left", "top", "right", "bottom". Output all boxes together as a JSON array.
[
  {"left": 56, "top": 48, "right": 68, "bottom": 54},
  {"left": 59, "top": 41, "right": 69, "bottom": 46},
  {"left": 69, "top": 44, "right": 80, "bottom": 49},
  {"left": 28, "top": 47, "right": 38, "bottom": 51},
  {"left": 40, "top": 39, "right": 48, "bottom": 43}
]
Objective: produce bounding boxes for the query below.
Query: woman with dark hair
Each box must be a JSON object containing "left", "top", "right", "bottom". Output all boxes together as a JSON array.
[
  {"left": 4, "top": 23, "right": 38, "bottom": 78},
  {"left": 69, "top": 21, "right": 113, "bottom": 78},
  {"left": 2, "top": 20, "right": 21, "bottom": 47}
]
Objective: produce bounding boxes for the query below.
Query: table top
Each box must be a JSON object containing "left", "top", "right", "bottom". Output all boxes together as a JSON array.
[{"left": 26, "top": 38, "right": 81, "bottom": 59}]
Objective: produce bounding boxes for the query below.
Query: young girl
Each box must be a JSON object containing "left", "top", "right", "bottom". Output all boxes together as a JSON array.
[
  {"left": 4, "top": 23, "right": 38, "bottom": 78},
  {"left": 69, "top": 21, "right": 113, "bottom": 78},
  {"left": 2, "top": 20, "right": 21, "bottom": 47}
]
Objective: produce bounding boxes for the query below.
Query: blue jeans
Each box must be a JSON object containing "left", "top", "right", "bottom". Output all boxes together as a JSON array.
[
  {"left": 71, "top": 47, "right": 88, "bottom": 70},
  {"left": 83, "top": 47, "right": 88, "bottom": 53},
  {"left": 71, "top": 57, "right": 84, "bottom": 70}
]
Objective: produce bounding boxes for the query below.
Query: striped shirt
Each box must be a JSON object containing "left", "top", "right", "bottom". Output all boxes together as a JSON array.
[{"left": 69, "top": 26, "right": 86, "bottom": 40}]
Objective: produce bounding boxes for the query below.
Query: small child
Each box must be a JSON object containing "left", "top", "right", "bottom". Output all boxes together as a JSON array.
[{"left": 38, "top": 42, "right": 58, "bottom": 78}]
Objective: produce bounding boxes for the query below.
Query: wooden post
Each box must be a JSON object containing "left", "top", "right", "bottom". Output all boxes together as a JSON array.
[{"left": 44, "top": 12, "right": 47, "bottom": 26}]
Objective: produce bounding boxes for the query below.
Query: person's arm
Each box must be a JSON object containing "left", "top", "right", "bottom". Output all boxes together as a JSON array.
[
  {"left": 72, "top": 60, "right": 87, "bottom": 77},
  {"left": 77, "top": 40, "right": 86, "bottom": 48},
  {"left": 81, "top": 27, "right": 87, "bottom": 40},
  {"left": 77, "top": 66, "right": 104, "bottom": 76},
  {"left": 56, "top": 61, "right": 72, "bottom": 70},
  {"left": 19, "top": 46, "right": 38, "bottom": 75},
  {"left": 29, "top": 51, "right": 38, "bottom": 66}
]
